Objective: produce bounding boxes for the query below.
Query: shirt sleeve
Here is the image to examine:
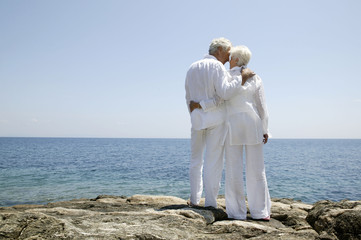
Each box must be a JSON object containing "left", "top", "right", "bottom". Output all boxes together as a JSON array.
[
  {"left": 254, "top": 75, "right": 270, "bottom": 135},
  {"left": 199, "top": 95, "right": 224, "bottom": 112},
  {"left": 213, "top": 64, "right": 242, "bottom": 100},
  {"left": 185, "top": 74, "right": 191, "bottom": 114}
]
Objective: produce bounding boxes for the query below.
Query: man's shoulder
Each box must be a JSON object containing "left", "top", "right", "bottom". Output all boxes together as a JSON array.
[
  {"left": 189, "top": 57, "right": 223, "bottom": 71},
  {"left": 203, "top": 55, "right": 222, "bottom": 66}
]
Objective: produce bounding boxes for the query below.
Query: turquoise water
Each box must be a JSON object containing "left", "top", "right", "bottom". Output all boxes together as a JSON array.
[{"left": 0, "top": 138, "right": 360, "bottom": 206}]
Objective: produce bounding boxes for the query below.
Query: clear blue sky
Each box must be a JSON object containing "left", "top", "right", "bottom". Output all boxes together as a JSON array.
[{"left": 1, "top": 0, "right": 360, "bottom": 138}]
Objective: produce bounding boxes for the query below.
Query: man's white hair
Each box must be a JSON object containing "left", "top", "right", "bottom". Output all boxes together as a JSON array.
[
  {"left": 208, "top": 37, "right": 232, "bottom": 55},
  {"left": 230, "top": 45, "right": 252, "bottom": 66}
]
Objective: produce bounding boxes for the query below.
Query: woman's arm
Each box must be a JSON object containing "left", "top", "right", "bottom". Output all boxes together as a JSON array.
[
  {"left": 189, "top": 96, "right": 223, "bottom": 113},
  {"left": 254, "top": 75, "right": 270, "bottom": 137}
]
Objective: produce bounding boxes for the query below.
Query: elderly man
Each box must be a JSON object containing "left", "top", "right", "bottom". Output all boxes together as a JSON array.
[{"left": 185, "top": 38, "right": 253, "bottom": 207}]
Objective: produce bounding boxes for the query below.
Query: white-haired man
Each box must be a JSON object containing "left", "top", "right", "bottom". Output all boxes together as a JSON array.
[{"left": 185, "top": 38, "right": 254, "bottom": 207}]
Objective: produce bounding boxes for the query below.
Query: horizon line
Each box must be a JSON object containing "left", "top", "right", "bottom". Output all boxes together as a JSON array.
[{"left": 0, "top": 136, "right": 361, "bottom": 140}]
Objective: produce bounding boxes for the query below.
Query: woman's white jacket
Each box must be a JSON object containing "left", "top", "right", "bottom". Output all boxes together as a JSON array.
[{"left": 225, "top": 66, "right": 269, "bottom": 145}]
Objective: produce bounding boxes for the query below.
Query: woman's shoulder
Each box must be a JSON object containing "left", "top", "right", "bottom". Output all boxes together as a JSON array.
[
  {"left": 229, "top": 67, "right": 241, "bottom": 76},
  {"left": 246, "top": 74, "right": 261, "bottom": 83},
  {"left": 251, "top": 74, "right": 263, "bottom": 87},
  {"left": 252, "top": 73, "right": 262, "bottom": 81}
]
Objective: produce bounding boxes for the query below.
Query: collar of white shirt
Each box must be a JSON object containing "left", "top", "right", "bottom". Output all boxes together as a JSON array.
[
  {"left": 230, "top": 65, "right": 247, "bottom": 74},
  {"left": 230, "top": 66, "right": 242, "bottom": 74},
  {"left": 204, "top": 55, "right": 217, "bottom": 60}
]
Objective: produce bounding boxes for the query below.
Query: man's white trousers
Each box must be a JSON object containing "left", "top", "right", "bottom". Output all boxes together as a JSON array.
[
  {"left": 225, "top": 140, "right": 271, "bottom": 219},
  {"left": 190, "top": 124, "right": 224, "bottom": 207}
]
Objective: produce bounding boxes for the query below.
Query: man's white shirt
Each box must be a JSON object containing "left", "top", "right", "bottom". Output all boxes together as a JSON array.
[{"left": 185, "top": 55, "right": 242, "bottom": 130}]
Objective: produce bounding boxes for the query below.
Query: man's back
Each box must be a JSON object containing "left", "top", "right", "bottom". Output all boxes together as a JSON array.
[
  {"left": 185, "top": 55, "right": 223, "bottom": 104},
  {"left": 185, "top": 55, "right": 227, "bottom": 130}
]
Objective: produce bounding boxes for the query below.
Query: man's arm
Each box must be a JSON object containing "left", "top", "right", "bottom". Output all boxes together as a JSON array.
[
  {"left": 189, "top": 67, "right": 255, "bottom": 112},
  {"left": 214, "top": 65, "right": 256, "bottom": 100},
  {"left": 185, "top": 76, "right": 192, "bottom": 113},
  {"left": 213, "top": 64, "right": 242, "bottom": 100}
]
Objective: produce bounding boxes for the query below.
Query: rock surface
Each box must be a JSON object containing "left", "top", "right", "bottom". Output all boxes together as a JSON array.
[
  {"left": 306, "top": 200, "right": 361, "bottom": 240},
  {"left": 0, "top": 195, "right": 359, "bottom": 239}
]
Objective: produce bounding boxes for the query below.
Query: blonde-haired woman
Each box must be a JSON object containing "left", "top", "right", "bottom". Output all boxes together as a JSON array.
[{"left": 225, "top": 45, "right": 271, "bottom": 220}]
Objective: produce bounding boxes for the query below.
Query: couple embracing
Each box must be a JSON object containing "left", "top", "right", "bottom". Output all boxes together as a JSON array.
[{"left": 185, "top": 37, "right": 271, "bottom": 221}]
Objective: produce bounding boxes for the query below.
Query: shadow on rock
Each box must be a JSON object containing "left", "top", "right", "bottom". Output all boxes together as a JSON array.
[{"left": 158, "top": 204, "right": 228, "bottom": 224}]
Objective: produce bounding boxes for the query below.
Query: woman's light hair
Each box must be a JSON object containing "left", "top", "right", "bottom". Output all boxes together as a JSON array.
[
  {"left": 208, "top": 37, "right": 232, "bottom": 55},
  {"left": 230, "top": 45, "right": 252, "bottom": 66}
]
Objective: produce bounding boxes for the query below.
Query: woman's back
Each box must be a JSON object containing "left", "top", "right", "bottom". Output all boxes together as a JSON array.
[{"left": 226, "top": 71, "right": 266, "bottom": 145}]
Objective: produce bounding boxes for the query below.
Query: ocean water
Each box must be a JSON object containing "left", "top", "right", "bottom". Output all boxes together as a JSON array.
[{"left": 0, "top": 138, "right": 360, "bottom": 207}]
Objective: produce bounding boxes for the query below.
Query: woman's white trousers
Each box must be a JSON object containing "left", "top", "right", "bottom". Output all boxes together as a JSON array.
[{"left": 225, "top": 141, "right": 271, "bottom": 219}]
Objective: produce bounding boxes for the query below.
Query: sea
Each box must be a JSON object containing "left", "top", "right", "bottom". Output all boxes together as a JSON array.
[{"left": 0, "top": 138, "right": 360, "bottom": 207}]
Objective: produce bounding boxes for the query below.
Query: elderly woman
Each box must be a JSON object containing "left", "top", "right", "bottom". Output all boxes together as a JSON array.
[{"left": 224, "top": 45, "right": 271, "bottom": 220}]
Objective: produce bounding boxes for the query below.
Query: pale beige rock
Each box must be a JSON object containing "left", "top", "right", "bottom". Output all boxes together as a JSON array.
[
  {"left": 127, "top": 194, "right": 187, "bottom": 205},
  {"left": 1, "top": 195, "right": 360, "bottom": 239},
  {"left": 291, "top": 202, "right": 314, "bottom": 211},
  {"left": 271, "top": 201, "right": 292, "bottom": 212},
  {"left": 213, "top": 219, "right": 278, "bottom": 233}
]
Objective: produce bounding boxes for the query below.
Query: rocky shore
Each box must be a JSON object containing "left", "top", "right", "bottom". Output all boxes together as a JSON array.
[{"left": 0, "top": 195, "right": 360, "bottom": 240}]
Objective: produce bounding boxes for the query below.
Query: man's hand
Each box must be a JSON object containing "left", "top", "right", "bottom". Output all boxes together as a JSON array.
[
  {"left": 190, "top": 101, "right": 202, "bottom": 112},
  {"left": 241, "top": 68, "right": 256, "bottom": 85},
  {"left": 263, "top": 134, "right": 269, "bottom": 144}
]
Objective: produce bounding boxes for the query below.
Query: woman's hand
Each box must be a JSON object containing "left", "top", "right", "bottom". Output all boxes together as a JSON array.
[
  {"left": 189, "top": 101, "right": 201, "bottom": 112},
  {"left": 263, "top": 134, "right": 269, "bottom": 144}
]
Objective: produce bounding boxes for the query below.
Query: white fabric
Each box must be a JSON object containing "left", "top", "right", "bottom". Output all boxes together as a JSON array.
[
  {"left": 190, "top": 108, "right": 222, "bottom": 131},
  {"left": 225, "top": 141, "right": 271, "bottom": 220},
  {"left": 189, "top": 128, "right": 205, "bottom": 204},
  {"left": 185, "top": 55, "right": 242, "bottom": 131},
  {"left": 186, "top": 55, "right": 242, "bottom": 205},
  {"left": 198, "top": 66, "right": 244, "bottom": 113},
  {"left": 189, "top": 123, "right": 226, "bottom": 207},
  {"left": 199, "top": 95, "right": 223, "bottom": 113},
  {"left": 225, "top": 67, "right": 269, "bottom": 145},
  {"left": 223, "top": 67, "right": 271, "bottom": 219}
]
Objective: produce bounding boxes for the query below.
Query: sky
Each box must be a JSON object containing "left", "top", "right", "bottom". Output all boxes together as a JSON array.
[{"left": 1, "top": 0, "right": 361, "bottom": 139}]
